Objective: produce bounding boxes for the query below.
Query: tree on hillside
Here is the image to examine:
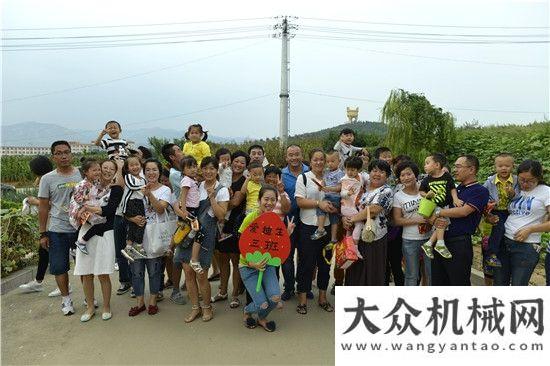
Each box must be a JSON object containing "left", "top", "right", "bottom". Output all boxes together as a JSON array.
[{"left": 381, "top": 89, "right": 455, "bottom": 164}]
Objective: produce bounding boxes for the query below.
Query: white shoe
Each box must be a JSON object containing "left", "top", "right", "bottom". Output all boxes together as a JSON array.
[
  {"left": 48, "top": 284, "right": 73, "bottom": 297},
  {"left": 80, "top": 311, "right": 95, "bottom": 322},
  {"left": 61, "top": 299, "right": 75, "bottom": 316},
  {"left": 19, "top": 280, "right": 43, "bottom": 293},
  {"left": 114, "top": 262, "right": 119, "bottom": 271}
]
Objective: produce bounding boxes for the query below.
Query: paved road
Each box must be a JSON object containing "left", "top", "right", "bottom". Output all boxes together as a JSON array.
[{"left": 1, "top": 270, "right": 335, "bottom": 365}]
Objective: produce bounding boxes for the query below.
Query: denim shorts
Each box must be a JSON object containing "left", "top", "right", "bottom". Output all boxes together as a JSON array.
[
  {"left": 316, "top": 195, "right": 341, "bottom": 225},
  {"left": 48, "top": 231, "right": 78, "bottom": 275}
]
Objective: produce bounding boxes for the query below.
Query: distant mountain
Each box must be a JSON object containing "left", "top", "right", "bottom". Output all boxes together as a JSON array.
[
  {"left": 289, "top": 121, "right": 386, "bottom": 141},
  {"left": 1, "top": 122, "right": 246, "bottom": 147}
]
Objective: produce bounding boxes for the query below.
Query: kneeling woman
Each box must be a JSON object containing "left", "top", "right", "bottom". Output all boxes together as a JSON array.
[{"left": 238, "top": 185, "right": 295, "bottom": 332}]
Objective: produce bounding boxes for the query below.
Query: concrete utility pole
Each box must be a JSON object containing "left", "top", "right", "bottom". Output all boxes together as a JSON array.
[{"left": 277, "top": 16, "right": 291, "bottom": 148}]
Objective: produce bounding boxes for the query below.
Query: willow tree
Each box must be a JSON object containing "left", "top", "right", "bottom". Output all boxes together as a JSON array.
[{"left": 381, "top": 89, "right": 455, "bottom": 164}]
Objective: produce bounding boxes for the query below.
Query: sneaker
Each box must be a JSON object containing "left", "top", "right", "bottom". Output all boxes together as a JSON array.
[
  {"left": 130, "top": 289, "right": 136, "bottom": 298},
  {"left": 121, "top": 247, "right": 136, "bottom": 262},
  {"left": 48, "top": 285, "right": 72, "bottom": 297},
  {"left": 75, "top": 240, "right": 89, "bottom": 255},
  {"left": 83, "top": 298, "right": 99, "bottom": 308},
  {"left": 61, "top": 299, "right": 75, "bottom": 316},
  {"left": 281, "top": 290, "right": 295, "bottom": 301},
  {"left": 116, "top": 283, "right": 132, "bottom": 295},
  {"left": 421, "top": 242, "right": 435, "bottom": 260},
  {"left": 156, "top": 292, "right": 164, "bottom": 302},
  {"left": 434, "top": 244, "right": 453, "bottom": 259},
  {"left": 19, "top": 280, "right": 43, "bottom": 293},
  {"left": 170, "top": 290, "right": 186, "bottom": 305},
  {"left": 130, "top": 244, "right": 147, "bottom": 259},
  {"left": 310, "top": 228, "right": 327, "bottom": 241},
  {"left": 114, "top": 262, "right": 119, "bottom": 271},
  {"left": 485, "top": 254, "right": 502, "bottom": 268},
  {"left": 218, "top": 233, "right": 233, "bottom": 242}
]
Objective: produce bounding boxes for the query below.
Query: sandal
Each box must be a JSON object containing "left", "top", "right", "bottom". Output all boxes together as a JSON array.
[
  {"left": 258, "top": 320, "right": 276, "bottom": 332},
  {"left": 318, "top": 302, "right": 334, "bottom": 312},
  {"left": 229, "top": 297, "right": 241, "bottom": 309},
  {"left": 296, "top": 304, "right": 307, "bottom": 315},
  {"left": 211, "top": 292, "right": 228, "bottom": 303},
  {"left": 190, "top": 260, "right": 204, "bottom": 274},
  {"left": 148, "top": 305, "right": 159, "bottom": 315},
  {"left": 128, "top": 305, "right": 146, "bottom": 317},
  {"left": 201, "top": 304, "right": 214, "bottom": 322},
  {"left": 184, "top": 305, "right": 202, "bottom": 323},
  {"left": 208, "top": 273, "right": 220, "bottom": 282},
  {"left": 243, "top": 313, "right": 257, "bottom": 329}
]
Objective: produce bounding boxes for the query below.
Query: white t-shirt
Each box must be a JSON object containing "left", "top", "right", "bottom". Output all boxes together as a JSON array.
[
  {"left": 393, "top": 190, "right": 430, "bottom": 241},
  {"left": 505, "top": 184, "right": 550, "bottom": 243},
  {"left": 294, "top": 171, "right": 327, "bottom": 226},
  {"left": 144, "top": 185, "right": 172, "bottom": 223},
  {"left": 198, "top": 181, "right": 230, "bottom": 218}
]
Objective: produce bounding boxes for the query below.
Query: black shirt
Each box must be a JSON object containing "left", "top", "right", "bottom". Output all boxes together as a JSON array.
[{"left": 419, "top": 171, "right": 455, "bottom": 208}]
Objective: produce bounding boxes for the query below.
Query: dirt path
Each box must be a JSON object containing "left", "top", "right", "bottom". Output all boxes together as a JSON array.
[{"left": 1, "top": 272, "right": 334, "bottom": 365}]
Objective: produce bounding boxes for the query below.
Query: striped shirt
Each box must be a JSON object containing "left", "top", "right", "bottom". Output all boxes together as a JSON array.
[
  {"left": 121, "top": 174, "right": 146, "bottom": 213},
  {"left": 100, "top": 138, "right": 128, "bottom": 159}
]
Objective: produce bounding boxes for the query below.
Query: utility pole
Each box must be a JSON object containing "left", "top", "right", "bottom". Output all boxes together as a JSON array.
[{"left": 275, "top": 16, "right": 295, "bottom": 148}]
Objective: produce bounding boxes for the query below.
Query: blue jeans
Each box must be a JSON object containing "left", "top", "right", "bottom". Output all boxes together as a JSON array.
[
  {"left": 48, "top": 231, "right": 78, "bottom": 275},
  {"left": 487, "top": 210, "right": 508, "bottom": 255},
  {"left": 281, "top": 219, "right": 299, "bottom": 293},
  {"left": 494, "top": 237, "right": 540, "bottom": 286},
  {"left": 114, "top": 215, "right": 131, "bottom": 284},
  {"left": 240, "top": 265, "right": 280, "bottom": 320},
  {"left": 131, "top": 257, "right": 163, "bottom": 297},
  {"left": 402, "top": 238, "right": 432, "bottom": 286},
  {"left": 316, "top": 195, "right": 341, "bottom": 225}
]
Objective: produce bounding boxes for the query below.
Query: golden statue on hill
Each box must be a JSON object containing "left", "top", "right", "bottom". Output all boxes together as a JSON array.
[{"left": 347, "top": 107, "right": 359, "bottom": 123}]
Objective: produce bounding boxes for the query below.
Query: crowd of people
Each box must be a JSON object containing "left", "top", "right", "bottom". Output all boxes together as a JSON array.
[{"left": 17, "top": 121, "right": 550, "bottom": 331}]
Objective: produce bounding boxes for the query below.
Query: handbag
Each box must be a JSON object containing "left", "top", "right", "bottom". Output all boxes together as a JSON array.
[
  {"left": 335, "top": 235, "right": 359, "bottom": 269},
  {"left": 361, "top": 205, "right": 377, "bottom": 243},
  {"left": 143, "top": 214, "right": 177, "bottom": 257}
]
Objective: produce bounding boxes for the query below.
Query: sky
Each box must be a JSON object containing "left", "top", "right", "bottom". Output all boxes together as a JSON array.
[{"left": 1, "top": 0, "right": 548, "bottom": 142}]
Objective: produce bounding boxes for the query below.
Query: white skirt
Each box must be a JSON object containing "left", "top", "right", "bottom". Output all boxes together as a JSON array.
[{"left": 73, "top": 224, "right": 116, "bottom": 276}]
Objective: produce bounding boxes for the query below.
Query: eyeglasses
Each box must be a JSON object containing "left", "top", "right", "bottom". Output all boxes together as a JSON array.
[
  {"left": 518, "top": 177, "right": 538, "bottom": 185},
  {"left": 53, "top": 151, "right": 71, "bottom": 157}
]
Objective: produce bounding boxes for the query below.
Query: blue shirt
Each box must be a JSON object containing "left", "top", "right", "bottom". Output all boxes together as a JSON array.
[
  {"left": 446, "top": 182, "right": 489, "bottom": 238},
  {"left": 324, "top": 168, "right": 345, "bottom": 199},
  {"left": 282, "top": 163, "right": 310, "bottom": 220}
]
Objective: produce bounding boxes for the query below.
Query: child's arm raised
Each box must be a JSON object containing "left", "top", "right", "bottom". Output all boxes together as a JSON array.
[{"left": 93, "top": 129, "right": 107, "bottom": 147}]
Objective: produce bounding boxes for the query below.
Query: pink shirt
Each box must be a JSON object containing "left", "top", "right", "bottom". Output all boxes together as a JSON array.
[{"left": 180, "top": 175, "right": 200, "bottom": 208}]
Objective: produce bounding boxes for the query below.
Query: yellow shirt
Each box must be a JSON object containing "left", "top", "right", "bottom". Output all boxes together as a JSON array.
[
  {"left": 494, "top": 175, "right": 513, "bottom": 210},
  {"left": 182, "top": 141, "right": 211, "bottom": 166},
  {"left": 245, "top": 180, "right": 261, "bottom": 212}
]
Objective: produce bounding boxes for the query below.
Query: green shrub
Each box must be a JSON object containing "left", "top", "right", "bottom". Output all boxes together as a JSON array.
[{"left": 0, "top": 209, "right": 38, "bottom": 277}]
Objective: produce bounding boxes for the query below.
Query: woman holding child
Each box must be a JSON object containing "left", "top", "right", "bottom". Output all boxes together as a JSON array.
[
  {"left": 294, "top": 148, "right": 337, "bottom": 314},
  {"left": 74, "top": 158, "right": 124, "bottom": 322},
  {"left": 343, "top": 159, "right": 394, "bottom": 286},
  {"left": 494, "top": 160, "right": 550, "bottom": 286},
  {"left": 174, "top": 156, "right": 230, "bottom": 322},
  {"left": 128, "top": 159, "right": 172, "bottom": 316}
]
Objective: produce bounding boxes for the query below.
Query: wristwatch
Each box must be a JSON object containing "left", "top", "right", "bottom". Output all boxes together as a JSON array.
[{"left": 434, "top": 207, "right": 442, "bottom": 218}]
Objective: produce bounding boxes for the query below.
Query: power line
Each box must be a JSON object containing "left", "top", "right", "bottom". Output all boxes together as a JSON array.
[
  {"left": 300, "top": 17, "right": 550, "bottom": 29},
  {"left": 2, "top": 34, "right": 270, "bottom": 52},
  {"left": 297, "top": 34, "right": 550, "bottom": 44},
  {"left": 2, "top": 25, "right": 271, "bottom": 41},
  {"left": 1, "top": 17, "right": 272, "bottom": 31},
  {"left": 299, "top": 25, "right": 548, "bottom": 38},
  {"left": 294, "top": 90, "right": 546, "bottom": 114},
  {"left": 295, "top": 39, "right": 547, "bottom": 69},
  {"left": 2, "top": 40, "right": 268, "bottom": 103},
  {"left": 125, "top": 93, "right": 275, "bottom": 126}
]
